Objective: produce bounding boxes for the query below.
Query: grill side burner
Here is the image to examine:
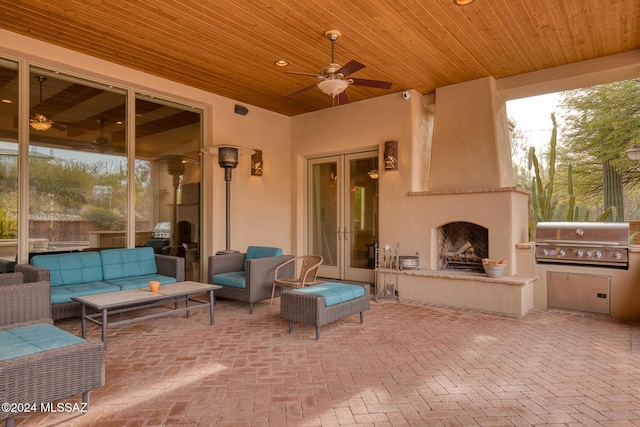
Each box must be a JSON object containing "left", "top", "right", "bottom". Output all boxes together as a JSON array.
[{"left": 535, "top": 222, "right": 629, "bottom": 269}]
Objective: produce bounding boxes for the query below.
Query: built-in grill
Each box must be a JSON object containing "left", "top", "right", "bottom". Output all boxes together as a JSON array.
[{"left": 535, "top": 222, "right": 629, "bottom": 269}]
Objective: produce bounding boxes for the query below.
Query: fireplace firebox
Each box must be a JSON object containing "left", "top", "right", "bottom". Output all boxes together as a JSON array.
[{"left": 437, "top": 222, "right": 488, "bottom": 272}]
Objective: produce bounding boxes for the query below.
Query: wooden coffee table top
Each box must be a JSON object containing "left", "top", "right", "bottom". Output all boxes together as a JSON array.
[{"left": 72, "top": 281, "right": 221, "bottom": 310}]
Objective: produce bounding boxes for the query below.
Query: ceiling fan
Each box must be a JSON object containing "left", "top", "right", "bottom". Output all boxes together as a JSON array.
[
  {"left": 284, "top": 30, "right": 393, "bottom": 104},
  {"left": 92, "top": 118, "right": 119, "bottom": 153}
]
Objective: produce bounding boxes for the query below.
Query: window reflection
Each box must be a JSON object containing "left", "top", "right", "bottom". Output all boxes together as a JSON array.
[
  {"left": 28, "top": 67, "right": 127, "bottom": 253},
  {"left": 135, "top": 95, "right": 202, "bottom": 281},
  {"left": 1, "top": 62, "right": 202, "bottom": 279},
  {"left": 0, "top": 59, "right": 18, "bottom": 269}
]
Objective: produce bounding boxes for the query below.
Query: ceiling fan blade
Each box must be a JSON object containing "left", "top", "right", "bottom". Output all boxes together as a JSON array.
[
  {"left": 285, "top": 83, "right": 318, "bottom": 98},
  {"left": 337, "top": 90, "right": 351, "bottom": 105},
  {"left": 284, "top": 70, "right": 321, "bottom": 78},
  {"left": 337, "top": 60, "right": 366, "bottom": 77},
  {"left": 350, "top": 77, "right": 393, "bottom": 89}
]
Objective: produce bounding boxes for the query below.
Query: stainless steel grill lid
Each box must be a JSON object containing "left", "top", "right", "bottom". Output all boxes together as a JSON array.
[
  {"left": 534, "top": 222, "right": 629, "bottom": 267},
  {"left": 535, "top": 222, "right": 630, "bottom": 247}
]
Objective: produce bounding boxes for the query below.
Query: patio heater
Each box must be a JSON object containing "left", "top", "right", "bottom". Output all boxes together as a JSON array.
[
  {"left": 218, "top": 146, "right": 239, "bottom": 254},
  {"left": 209, "top": 145, "right": 254, "bottom": 255}
]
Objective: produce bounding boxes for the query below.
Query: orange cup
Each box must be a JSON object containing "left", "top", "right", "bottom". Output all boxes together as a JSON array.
[{"left": 149, "top": 281, "right": 160, "bottom": 292}]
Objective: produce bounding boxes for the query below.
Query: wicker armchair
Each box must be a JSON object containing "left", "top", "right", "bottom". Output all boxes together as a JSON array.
[
  {"left": 208, "top": 247, "right": 294, "bottom": 313},
  {"left": 0, "top": 273, "right": 104, "bottom": 427}
]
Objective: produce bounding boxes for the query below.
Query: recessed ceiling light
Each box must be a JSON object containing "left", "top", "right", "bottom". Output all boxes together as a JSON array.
[
  {"left": 454, "top": 0, "right": 475, "bottom": 5},
  {"left": 274, "top": 60, "right": 289, "bottom": 67}
]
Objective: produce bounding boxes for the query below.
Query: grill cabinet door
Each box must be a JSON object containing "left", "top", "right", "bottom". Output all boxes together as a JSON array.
[{"left": 548, "top": 272, "right": 611, "bottom": 315}]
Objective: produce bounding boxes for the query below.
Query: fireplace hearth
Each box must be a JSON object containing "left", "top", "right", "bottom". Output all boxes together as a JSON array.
[{"left": 437, "top": 222, "right": 488, "bottom": 272}]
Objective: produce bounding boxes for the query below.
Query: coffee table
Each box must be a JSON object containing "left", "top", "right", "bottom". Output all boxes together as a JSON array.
[{"left": 72, "top": 281, "right": 221, "bottom": 349}]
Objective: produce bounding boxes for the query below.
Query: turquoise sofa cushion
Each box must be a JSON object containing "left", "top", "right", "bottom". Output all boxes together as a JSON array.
[
  {"left": 212, "top": 271, "right": 247, "bottom": 288},
  {"left": 105, "top": 273, "right": 177, "bottom": 290},
  {"left": 101, "top": 247, "right": 157, "bottom": 280},
  {"left": 291, "top": 282, "right": 365, "bottom": 306},
  {"left": 244, "top": 246, "right": 282, "bottom": 270},
  {"left": 31, "top": 252, "right": 103, "bottom": 287},
  {"left": 51, "top": 281, "right": 121, "bottom": 304},
  {"left": 0, "top": 324, "right": 85, "bottom": 361}
]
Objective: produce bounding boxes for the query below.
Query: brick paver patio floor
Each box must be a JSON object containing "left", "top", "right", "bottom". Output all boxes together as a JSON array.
[{"left": 14, "top": 294, "right": 640, "bottom": 426}]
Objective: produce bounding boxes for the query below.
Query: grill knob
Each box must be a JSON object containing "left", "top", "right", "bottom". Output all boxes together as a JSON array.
[
  {"left": 575, "top": 249, "right": 584, "bottom": 257},
  {"left": 593, "top": 250, "right": 602, "bottom": 258},
  {"left": 558, "top": 248, "right": 566, "bottom": 257},
  {"left": 612, "top": 251, "right": 622, "bottom": 259},
  {"left": 584, "top": 250, "right": 592, "bottom": 257}
]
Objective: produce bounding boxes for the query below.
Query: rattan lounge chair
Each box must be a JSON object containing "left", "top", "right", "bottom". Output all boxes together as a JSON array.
[
  {"left": 0, "top": 273, "right": 104, "bottom": 427},
  {"left": 268, "top": 255, "right": 323, "bottom": 316}
]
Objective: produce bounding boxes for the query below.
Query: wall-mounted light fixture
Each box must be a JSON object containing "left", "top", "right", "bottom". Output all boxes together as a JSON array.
[
  {"left": 367, "top": 170, "right": 379, "bottom": 180},
  {"left": 251, "top": 150, "right": 263, "bottom": 176},
  {"left": 626, "top": 142, "right": 640, "bottom": 161},
  {"left": 384, "top": 140, "right": 398, "bottom": 171}
]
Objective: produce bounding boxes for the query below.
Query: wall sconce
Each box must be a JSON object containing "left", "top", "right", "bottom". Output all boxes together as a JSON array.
[
  {"left": 251, "top": 150, "right": 263, "bottom": 176},
  {"left": 384, "top": 140, "right": 398, "bottom": 171},
  {"left": 626, "top": 143, "right": 640, "bottom": 161},
  {"left": 367, "top": 170, "right": 379, "bottom": 180}
]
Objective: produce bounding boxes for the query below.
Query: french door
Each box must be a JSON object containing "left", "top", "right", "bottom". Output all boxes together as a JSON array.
[{"left": 308, "top": 151, "right": 379, "bottom": 281}]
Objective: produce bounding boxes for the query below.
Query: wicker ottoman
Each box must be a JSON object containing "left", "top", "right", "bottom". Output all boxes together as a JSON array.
[{"left": 280, "top": 282, "right": 370, "bottom": 340}]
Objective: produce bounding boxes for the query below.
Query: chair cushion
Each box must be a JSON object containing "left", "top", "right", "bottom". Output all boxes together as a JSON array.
[
  {"left": 105, "top": 274, "right": 177, "bottom": 290},
  {"left": 100, "top": 247, "right": 158, "bottom": 280},
  {"left": 212, "top": 271, "right": 247, "bottom": 288},
  {"left": 31, "top": 252, "right": 103, "bottom": 287},
  {"left": 0, "top": 323, "right": 85, "bottom": 361},
  {"left": 244, "top": 246, "right": 283, "bottom": 270},
  {"left": 51, "top": 282, "right": 121, "bottom": 304},
  {"left": 291, "top": 282, "right": 365, "bottom": 306}
]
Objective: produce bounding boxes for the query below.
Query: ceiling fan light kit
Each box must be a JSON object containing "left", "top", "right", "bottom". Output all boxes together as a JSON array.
[
  {"left": 318, "top": 79, "right": 349, "bottom": 97},
  {"left": 29, "top": 114, "right": 54, "bottom": 131},
  {"left": 30, "top": 76, "right": 55, "bottom": 131}
]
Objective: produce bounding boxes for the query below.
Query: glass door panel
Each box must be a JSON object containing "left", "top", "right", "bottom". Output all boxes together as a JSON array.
[
  {"left": 309, "top": 157, "right": 340, "bottom": 279},
  {"left": 345, "top": 153, "right": 378, "bottom": 282}
]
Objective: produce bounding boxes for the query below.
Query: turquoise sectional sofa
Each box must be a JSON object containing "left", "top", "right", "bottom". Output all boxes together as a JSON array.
[{"left": 15, "top": 247, "right": 185, "bottom": 320}]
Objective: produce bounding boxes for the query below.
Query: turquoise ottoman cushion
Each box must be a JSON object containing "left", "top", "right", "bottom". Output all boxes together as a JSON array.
[
  {"left": 292, "top": 282, "right": 365, "bottom": 306},
  {"left": 0, "top": 324, "right": 85, "bottom": 361}
]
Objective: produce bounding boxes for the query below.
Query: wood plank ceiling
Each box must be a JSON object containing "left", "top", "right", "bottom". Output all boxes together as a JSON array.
[{"left": 0, "top": 0, "right": 638, "bottom": 117}]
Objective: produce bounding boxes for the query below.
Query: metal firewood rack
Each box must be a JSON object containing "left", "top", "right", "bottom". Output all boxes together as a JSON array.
[{"left": 374, "top": 242, "right": 399, "bottom": 302}]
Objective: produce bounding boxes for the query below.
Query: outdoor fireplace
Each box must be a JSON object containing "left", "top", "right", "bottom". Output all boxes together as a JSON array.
[{"left": 437, "top": 222, "right": 488, "bottom": 272}]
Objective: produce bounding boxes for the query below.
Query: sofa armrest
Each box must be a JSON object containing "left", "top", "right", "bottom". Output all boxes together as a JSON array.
[
  {"left": 0, "top": 280, "right": 52, "bottom": 327},
  {"left": 155, "top": 254, "right": 185, "bottom": 282},
  {"left": 14, "top": 263, "right": 50, "bottom": 283},
  {"left": 246, "top": 255, "right": 295, "bottom": 297},
  {"left": 207, "top": 253, "right": 246, "bottom": 280}
]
